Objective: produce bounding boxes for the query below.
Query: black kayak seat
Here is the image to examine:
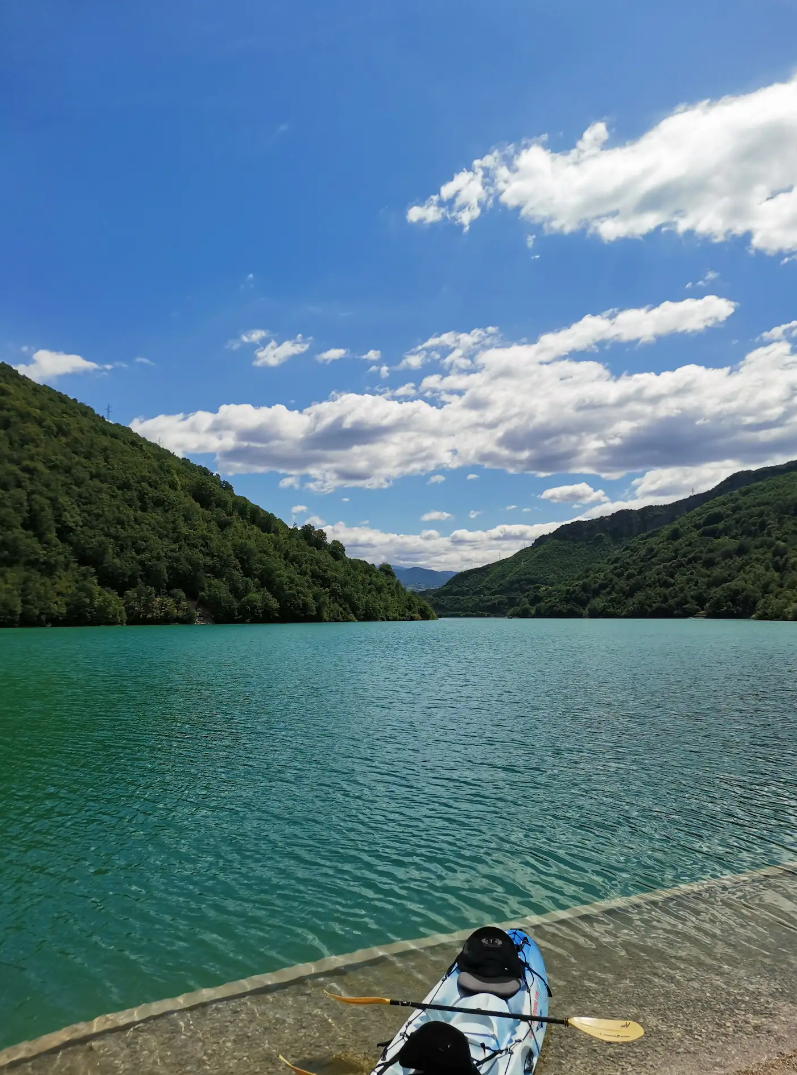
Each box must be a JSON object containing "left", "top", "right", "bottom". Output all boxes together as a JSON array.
[
  {"left": 455, "top": 926, "right": 523, "bottom": 999},
  {"left": 398, "top": 1021, "right": 478, "bottom": 1075},
  {"left": 457, "top": 970, "right": 521, "bottom": 999}
]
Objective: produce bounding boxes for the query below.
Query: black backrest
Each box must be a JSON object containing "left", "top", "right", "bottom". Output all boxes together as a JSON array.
[
  {"left": 456, "top": 927, "right": 522, "bottom": 980},
  {"left": 398, "top": 1022, "right": 475, "bottom": 1075}
]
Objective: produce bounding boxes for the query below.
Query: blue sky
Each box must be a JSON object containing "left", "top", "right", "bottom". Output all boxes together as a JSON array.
[{"left": 3, "top": 0, "right": 797, "bottom": 569}]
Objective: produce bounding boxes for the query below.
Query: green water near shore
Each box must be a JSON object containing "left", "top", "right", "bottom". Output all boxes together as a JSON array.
[{"left": 1, "top": 619, "right": 795, "bottom": 1050}]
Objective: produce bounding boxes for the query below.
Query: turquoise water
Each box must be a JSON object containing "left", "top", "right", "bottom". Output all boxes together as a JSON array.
[{"left": 0, "top": 619, "right": 795, "bottom": 1051}]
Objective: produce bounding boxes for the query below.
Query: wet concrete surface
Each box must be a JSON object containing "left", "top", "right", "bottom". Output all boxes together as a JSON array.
[{"left": 7, "top": 868, "right": 797, "bottom": 1075}]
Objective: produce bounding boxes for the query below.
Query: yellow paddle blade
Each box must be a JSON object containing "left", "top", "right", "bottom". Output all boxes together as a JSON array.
[
  {"left": 568, "top": 1017, "right": 645, "bottom": 1043},
  {"left": 279, "top": 1056, "right": 319, "bottom": 1075},
  {"left": 324, "top": 991, "right": 390, "bottom": 1005}
]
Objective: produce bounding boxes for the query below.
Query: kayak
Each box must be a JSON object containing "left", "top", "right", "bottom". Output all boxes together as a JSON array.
[
  {"left": 370, "top": 926, "right": 550, "bottom": 1075},
  {"left": 286, "top": 925, "right": 642, "bottom": 1075}
]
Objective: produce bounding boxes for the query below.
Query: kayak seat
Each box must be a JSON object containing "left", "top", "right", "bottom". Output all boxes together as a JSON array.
[
  {"left": 398, "top": 1021, "right": 479, "bottom": 1075},
  {"left": 455, "top": 926, "right": 523, "bottom": 999},
  {"left": 458, "top": 971, "right": 521, "bottom": 999}
]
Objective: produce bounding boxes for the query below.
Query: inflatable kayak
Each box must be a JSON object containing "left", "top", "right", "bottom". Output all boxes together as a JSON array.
[{"left": 370, "top": 926, "right": 550, "bottom": 1075}]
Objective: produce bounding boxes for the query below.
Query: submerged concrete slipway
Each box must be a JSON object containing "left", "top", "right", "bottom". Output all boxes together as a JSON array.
[{"left": 3, "top": 863, "right": 796, "bottom": 1075}]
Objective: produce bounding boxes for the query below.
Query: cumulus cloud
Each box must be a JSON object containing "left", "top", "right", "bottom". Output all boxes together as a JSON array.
[
  {"left": 540, "top": 482, "right": 609, "bottom": 504},
  {"left": 130, "top": 295, "right": 797, "bottom": 495},
  {"left": 326, "top": 520, "right": 559, "bottom": 573},
  {"left": 253, "top": 334, "right": 311, "bottom": 367},
  {"left": 13, "top": 349, "right": 110, "bottom": 384},
  {"left": 361, "top": 350, "right": 382, "bottom": 361},
  {"left": 229, "top": 329, "right": 271, "bottom": 349},
  {"left": 291, "top": 504, "right": 308, "bottom": 513},
  {"left": 469, "top": 510, "right": 482, "bottom": 519},
  {"left": 305, "top": 515, "right": 326, "bottom": 527},
  {"left": 428, "top": 475, "right": 446, "bottom": 484},
  {"left": 408, "top": 74, "right": 797, "bottom": 255},
  {"left": 399, "top": 328, "right": 499, "bottom": 371},
  {"left": 421, "top": 510, "right": 452, "bottom": 521},
  {"left": 391, "top": 383, "right": 417, "bottom": 398},
  {"left": 134, "top": 356, "right": 155, "bottom": 366},
  {"left": 368, "top": 364, "right": 390, "bottom": 379},
  {"left": 467, "top": 473, "right": 479, "bottom": 480},
  {"left": 760, "top": 320, "right": 797, "bottom": 342},
  {"left": 316, "top": 348, "right": 348, "bottom": 363}
]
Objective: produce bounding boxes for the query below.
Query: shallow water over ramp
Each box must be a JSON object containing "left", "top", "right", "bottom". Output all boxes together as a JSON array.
[{"left": 5, "top": 865, "right": 796, "bottom": 1075}]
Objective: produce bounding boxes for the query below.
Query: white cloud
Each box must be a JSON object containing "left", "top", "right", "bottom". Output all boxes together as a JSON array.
[
  {"left": 760, "top": 320, "right": 797, "bottom": 342},
  {"left": 341, "top": 497, "right": 350, "bottom": 502},
  {"left": 368, "top": 364, "right": 390, "bottom": 379},
  {"left": 505, "top": 505, "right": 517, "bottom": 511},
  {"left": 540, "top": 482, "right": 609, "bottom": 504},
  {"left": 399, "top": 328, "right": 499, "bottom": 371},
  {"left": 291, "top": 504, "right": 308, "bottom": 514},
  {"left": 279, "top": 476, "right": 301, "bottom": 489},
  {"left": 390, "top": 382, "right": 417, "bottom": 398},
  {"left": 305, "top": 515, "right": 326, "bottom": 527},
  {"left": 13, "top": 349, "right": 111, "bottom": 384},
  {"left": 466, "top": 473, "right": 479, "bottom": 480},
  {"left": 408, "top": 74, "right": 797, "bottom": 255},
  {"left": 421, "top": 510, "right": 452, "bottom": 521},
  {"left": 361, "top": 349, "right": 382, "bottom": 361},
  {"left": 229, "top": 329, "right": 271, "bottom": 349},
  {"left": 134, "top": 356, "right": 155, "bottom": 366},
  {"left": 428, "top": 475, "right": 446, "bottom": 484},
  {"left": 131, "top": 295, "right": 793, "bottom": 494},
  {"left": 326, "top": 520, "right": 559, "bottom": 572},
  {"left": 469, "top": 510, "right": 482, "bottom": 519},
  {"left": 253, "top": 334, "right": 311, "bottom": 367},
  {"left": 630, "top": 463, "right": 740, "bottom": 500},
  {"left": 686, "top": 270, "right": 720, "bottom": 290},
  {"left": 316, "top": 348, "right": 348, "bottom": 363}
]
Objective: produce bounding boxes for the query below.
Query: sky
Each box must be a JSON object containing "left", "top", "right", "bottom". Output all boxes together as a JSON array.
[{"left": 3, "top": 0, "right": 797, "bottom": 571}]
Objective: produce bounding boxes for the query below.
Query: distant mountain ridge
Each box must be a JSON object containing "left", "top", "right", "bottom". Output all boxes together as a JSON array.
[
  {"left": 429, "top": 460, "right": 797, "bottom": 618},
  {"left": 0, "top": 364, "right": 436, "bottom": 627},
  {"left": 392, "top": 566, "right": 456, "bottom": 591}
]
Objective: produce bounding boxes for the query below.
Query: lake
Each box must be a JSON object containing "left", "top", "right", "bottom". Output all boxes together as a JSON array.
[{"left": 1, "top": 619, "right": 795, "bottom": 1051}]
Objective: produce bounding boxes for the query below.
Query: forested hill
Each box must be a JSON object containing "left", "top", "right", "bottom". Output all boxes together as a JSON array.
[
  {"left": 429, "top": 460, "right": 797, "bottom": 619},
  {"left": 0, "top": 364, "right": 435, "bottom": 627}
]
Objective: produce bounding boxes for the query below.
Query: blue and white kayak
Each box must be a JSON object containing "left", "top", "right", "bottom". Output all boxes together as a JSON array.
[{"left": 371, "top": 927, "right": 550, "bottom": 1075}]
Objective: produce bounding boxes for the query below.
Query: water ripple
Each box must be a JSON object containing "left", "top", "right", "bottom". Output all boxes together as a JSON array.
[{"left": 1, "top": 618, "right": 796, "bottom": 1050}]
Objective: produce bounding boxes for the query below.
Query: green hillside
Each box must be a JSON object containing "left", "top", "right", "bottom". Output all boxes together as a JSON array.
[
  {"left": 0, "top": 364, "right": 435, "bottom": 628},
  {"left": 429, "top": 460, "right": 797, "bottom": 618},
  {"left": 518, "top": 471, "right": 797, "bottom": 619}
]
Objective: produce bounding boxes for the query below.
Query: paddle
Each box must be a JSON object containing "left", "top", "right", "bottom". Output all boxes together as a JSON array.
[{"left": 323, "top": 991, "right": 644, "bottom": 1043}]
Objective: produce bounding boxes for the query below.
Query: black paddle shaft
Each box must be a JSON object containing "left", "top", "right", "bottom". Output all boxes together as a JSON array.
[{"left": 390, "top": 1000, "right": 567, "bottom": 1026}]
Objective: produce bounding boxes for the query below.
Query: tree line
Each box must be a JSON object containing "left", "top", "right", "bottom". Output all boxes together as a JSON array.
[{"left": 0, "top": 364, "right": 435, "bottom": 627}]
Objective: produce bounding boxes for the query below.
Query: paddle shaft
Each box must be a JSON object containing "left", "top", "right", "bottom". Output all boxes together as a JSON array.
[{"left": 388, "top": 999, "right": 567, "bottom": 1026}]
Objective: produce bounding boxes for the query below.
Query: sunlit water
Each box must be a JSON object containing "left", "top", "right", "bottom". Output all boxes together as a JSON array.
[{"left": 1, "top": 619, "right": 795, "bottom": 1050}]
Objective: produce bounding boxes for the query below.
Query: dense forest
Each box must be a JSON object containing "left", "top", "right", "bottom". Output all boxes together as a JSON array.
[
  {"left": 430, "top": 462, "right": 797, "bottom": 620},
  {"left": 0, "top": 364, "right": 435, "bottom": 627}
]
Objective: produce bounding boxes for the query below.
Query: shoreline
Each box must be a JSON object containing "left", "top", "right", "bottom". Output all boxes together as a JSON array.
[{"left": 3, "top": 859, "right": 796, "bottom": 1074}]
